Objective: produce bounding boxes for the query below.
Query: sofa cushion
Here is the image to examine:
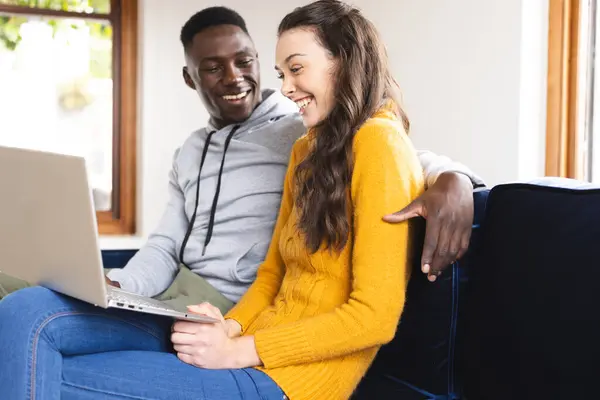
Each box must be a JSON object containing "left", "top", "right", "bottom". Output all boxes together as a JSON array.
[
  {"left": 353, "top": 189, "right": 490, "bottom": 399},
  {"left": 462, "top": 183, "right": 600, "bottom": 400}
]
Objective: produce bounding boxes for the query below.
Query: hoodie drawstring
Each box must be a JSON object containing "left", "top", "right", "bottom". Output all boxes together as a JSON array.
[
  {"left": 179, "top": 125, "right": 240, "bottom": 267},
  {"left": 203, "top": 125, "right": 239, "bottom": 255}
]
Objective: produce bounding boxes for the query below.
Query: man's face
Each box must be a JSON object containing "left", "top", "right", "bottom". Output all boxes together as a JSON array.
[{"left": 183, "top": 25, "right": 261, "bottom": 128}]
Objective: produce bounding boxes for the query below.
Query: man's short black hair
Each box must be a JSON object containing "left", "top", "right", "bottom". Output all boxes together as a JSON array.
[{"left": 180, "top": 7, "right": 249, "bottom": 50}]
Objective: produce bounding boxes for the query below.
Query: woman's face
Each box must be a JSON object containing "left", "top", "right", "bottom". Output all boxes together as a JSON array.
[{"left": 275, "top": 28, "right": 336, "bottom": 128}]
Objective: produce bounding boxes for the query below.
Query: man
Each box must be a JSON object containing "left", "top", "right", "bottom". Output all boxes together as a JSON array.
[{"left": 0, "top": 7, "right": 484, "bottom": 307}]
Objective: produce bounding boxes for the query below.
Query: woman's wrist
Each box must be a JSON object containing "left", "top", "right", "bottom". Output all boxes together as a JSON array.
[
  {"left": 230, "top": 335, "right": 262, "bottom": 368},
  {"left": 225, "top": 319, "right": 242, "bottom": 338}
]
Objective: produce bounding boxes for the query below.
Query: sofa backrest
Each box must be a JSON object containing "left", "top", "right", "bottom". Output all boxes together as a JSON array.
[
  {"left": 354, "top": 189, "right": 490, "bottom": 399},
  {"left": 461, "top": 183, "right": 600, "bottom": 400}
]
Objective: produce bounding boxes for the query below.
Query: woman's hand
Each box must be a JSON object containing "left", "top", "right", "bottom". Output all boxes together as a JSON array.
[
  {"left": 187, "top": 302, "right": 237, "bottom": 337},
  {"left": 224, "top": 319, "right": 242, "bottom": 338},
  {"left": 187, "top": 303, "right": 241, "bottom": 338},
  {"left": 171, "top": 303, "right": 259, "bottom": 369}
]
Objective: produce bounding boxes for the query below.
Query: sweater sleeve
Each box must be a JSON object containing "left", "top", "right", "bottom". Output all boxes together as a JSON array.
[
  {"left": 252, "top": 123, "right": 425, "bottom": 368},
  {"left": 224, "top": 147, "right": 296, "bottom": 332},
  {"left": 106, "top": 149, "right": 184, "bottom": 297},
  {"left": 417, "top": 150, "right": 486, "bottom": 188}
]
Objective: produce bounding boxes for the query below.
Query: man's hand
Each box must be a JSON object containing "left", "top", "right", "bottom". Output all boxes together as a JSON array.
[
  {"left": 383, "top": 172, "right": 474, "bottom": 282},
  {"left": 105, "top": 276, "right": 121, "bottom": 288}
]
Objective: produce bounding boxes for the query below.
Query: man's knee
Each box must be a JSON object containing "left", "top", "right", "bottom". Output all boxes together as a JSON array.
[
  {"left": 0, "top": 286, "right": 67, "bottom": 320},
  {"left": 0, "top": 273, "right": 30, "bottom": 299}
]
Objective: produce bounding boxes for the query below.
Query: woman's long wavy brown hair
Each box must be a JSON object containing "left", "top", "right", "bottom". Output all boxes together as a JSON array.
[{"left": 278, "top": 0, "right": 410, "bottom": 253}]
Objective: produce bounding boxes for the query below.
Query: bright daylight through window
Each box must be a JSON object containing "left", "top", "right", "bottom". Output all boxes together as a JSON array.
[{"left": 0, "top": 0, "right": 137, "bottom": 234}]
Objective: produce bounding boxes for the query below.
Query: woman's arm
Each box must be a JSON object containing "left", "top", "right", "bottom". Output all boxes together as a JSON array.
[
  {"left": 224, "top": 147, "right": 297, "bottom": 333},
  {"left": 245, "top": 122, "right": 424, "bottom": 369}
]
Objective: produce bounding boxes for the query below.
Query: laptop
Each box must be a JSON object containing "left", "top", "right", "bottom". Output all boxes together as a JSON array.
[{"left": 0, "top": 145, "right": 218, "bottom": 323}]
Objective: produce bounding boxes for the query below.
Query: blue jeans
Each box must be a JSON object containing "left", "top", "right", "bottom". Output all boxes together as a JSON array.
[{"left": 0, "top": 286, "right": 285, "bottom": 400}]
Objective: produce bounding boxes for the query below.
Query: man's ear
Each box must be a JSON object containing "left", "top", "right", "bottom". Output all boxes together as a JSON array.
[{"left": 182, "top": 67, "right": 196, "bottom": 90}]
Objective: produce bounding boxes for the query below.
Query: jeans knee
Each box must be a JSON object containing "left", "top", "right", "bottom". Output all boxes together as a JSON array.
[{"left": 0, "top": 286, "right": 71, "bottom": 323}]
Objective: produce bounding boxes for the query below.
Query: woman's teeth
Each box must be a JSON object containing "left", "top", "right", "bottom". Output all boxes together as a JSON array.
[
  {"left": 222, "top": 91, "right": 249, "bottom": 101},
  {"left": 296, "top": 97, "right": 313, "bottom": 112}
]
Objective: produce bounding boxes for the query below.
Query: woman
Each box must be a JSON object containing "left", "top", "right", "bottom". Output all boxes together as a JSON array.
[{"left": 0, "top": 1, "right": 424, "bottom": 399}]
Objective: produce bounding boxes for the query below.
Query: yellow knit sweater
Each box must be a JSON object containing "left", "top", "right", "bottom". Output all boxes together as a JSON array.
[{"left": 225, "top": 108, "right": 425, "bottom": 400}]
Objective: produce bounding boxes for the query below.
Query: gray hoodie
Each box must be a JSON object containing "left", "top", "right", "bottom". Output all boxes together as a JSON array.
[
  {"left": 108, "top": 89, "right": 306, "bottom": 301},
  {"left": 108, "top": 89, "right": 485, "bottom": 302}
]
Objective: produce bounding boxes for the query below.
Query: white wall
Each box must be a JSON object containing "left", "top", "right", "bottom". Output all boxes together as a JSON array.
[
  {"left": 100, "top": 0, "right": 549, "bottom": 249},
  {"left": 357, "top": 0, "right": 548, "bottom": 186},
  {"left": 518, "top": 0, "right": 549, "bottom": 181}
]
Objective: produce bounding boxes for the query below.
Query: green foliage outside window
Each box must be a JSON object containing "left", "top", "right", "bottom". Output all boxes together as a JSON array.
[{"left": 0, "top": 0, "right": 112, "bottom": 78}]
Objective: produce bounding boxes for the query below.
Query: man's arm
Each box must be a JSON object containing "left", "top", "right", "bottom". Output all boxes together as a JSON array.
[
  {"left": 384, "top": 151, "right": 486, "bottom": 281},
  {"left": 106, "top": 150, "right": 187, "bottom": 296},
  {"left": 416, "top": 150, "right": 485, "bottom": 189}
]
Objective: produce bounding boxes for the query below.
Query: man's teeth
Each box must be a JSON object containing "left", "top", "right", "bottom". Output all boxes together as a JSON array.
[
  {"left": 222, "top": 91, "right": 249, "bottom": 100},
  {"left": 296, "top": 97, "right": 312, "bottom": 109}
]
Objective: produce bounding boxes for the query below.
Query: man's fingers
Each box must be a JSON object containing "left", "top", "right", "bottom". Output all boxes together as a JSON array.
[
  {"left": 104, "top": 276, "right": 120, "bottom": 288},
  {"left": 456, "top": 228, "right": 472, "bottom": 260},
  {"left": 421, "top": 217, "right": 441, "bottom": 275},
  {"left": 429, "top": 224, "right": 454, "bottom": 277},
  {"left": 383, "top": 200, "right": 424, "bottom": 223},
  {"left": 445, "top": 228, "right": 464, "bottom": 265}
]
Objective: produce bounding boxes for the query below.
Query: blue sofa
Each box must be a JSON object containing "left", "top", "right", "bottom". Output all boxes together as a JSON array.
[
  {"left": 102, "top": 182, "right": 600, "bottom": 399},
  {"left": 351, "top": 188, "right": 489, "bottom": 400}
]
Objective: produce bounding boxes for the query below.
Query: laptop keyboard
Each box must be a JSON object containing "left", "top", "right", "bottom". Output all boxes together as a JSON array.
[{"left": 107, "top": 286, "right": 176, "bottom": 312}]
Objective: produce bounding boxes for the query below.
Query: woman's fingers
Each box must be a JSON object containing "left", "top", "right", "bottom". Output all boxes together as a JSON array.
[{"left": 187, "top": 302, "right": 224, "bottom": 320}]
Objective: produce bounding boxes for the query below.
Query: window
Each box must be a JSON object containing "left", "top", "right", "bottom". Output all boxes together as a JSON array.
[
  {"left": 0, "top": 0, "right": 137, "bottom": 234},
  {"left": 546, "top": 0, "right": 600, "bottom": 182}
]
